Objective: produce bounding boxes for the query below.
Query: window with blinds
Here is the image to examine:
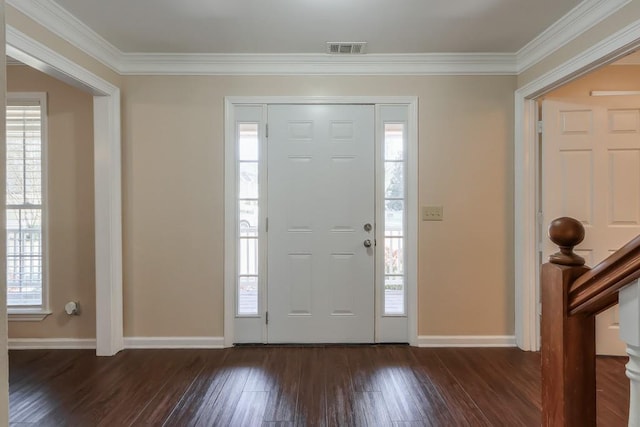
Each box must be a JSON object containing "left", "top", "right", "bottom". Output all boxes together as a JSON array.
[{"left": 6, "top": 93, "right": 47, "bottom": 308}]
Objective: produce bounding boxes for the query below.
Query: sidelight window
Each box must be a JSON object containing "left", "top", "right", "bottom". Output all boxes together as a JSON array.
[
  {"left": 383, "top": 123, "right": 406, "bottom": 315},
  {"left": 237, "top": 123, "right": 260, "bottom": 315}
]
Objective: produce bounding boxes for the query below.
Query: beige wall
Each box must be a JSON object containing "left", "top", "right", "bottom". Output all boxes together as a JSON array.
[
  {"left": 122, "top": 75, "right": 516, "bottom": 337},
  {"left": 544, "top": 64, "right": 640, "bottom": 98},
  {"left": 518, "top": 0, "right": 640, "bottom": 88},
  {"left": 7, "top": 65, "right": 96, "bottom": 339},
  {"left": 6, "top": 0, "right": 519, "bottom": 339}
]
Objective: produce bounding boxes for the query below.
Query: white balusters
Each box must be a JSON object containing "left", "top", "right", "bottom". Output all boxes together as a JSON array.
[{"left": 620, "top": 280, "right": 640, "bottom": 427}]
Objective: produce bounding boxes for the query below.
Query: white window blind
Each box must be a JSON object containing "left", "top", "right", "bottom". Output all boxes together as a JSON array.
[{"left": 6, "top": 95, "right": 46, "bottom": 307}]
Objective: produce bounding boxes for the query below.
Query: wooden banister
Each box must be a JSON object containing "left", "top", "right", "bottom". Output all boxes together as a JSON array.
[
  {"left": 541, "top": 216, "right": 637, "bottom": 427},
  {"left": 568, "top": 233, "right": 640, "bottom": 316}
]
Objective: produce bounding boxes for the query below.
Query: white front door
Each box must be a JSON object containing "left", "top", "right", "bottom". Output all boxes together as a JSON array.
[
  {"left": 542, "top": 96, "right": 640, "bottom": 355},
  {"left": 267, "top": 104, "right": 375, "bottom": 343}
]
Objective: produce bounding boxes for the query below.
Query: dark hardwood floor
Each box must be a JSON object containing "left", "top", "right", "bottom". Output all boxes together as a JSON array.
[{"left": 8, "top": 346, "right": 629, "bottom": 426}]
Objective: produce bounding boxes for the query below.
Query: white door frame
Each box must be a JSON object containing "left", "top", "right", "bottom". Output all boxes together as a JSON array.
[
  {"left": 6, "top": 27, "right": 123, "bottom": 356},
  {"left": 515, "top": 19, "right": 640, "bottom": 351},
  {"left": 224, "top": 96, "right": 418, "bottom": 347}
]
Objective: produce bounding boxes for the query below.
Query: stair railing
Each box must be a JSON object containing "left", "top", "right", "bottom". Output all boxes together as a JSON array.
[{"left": 541, "top": 217, "right": 639, "bottom": 427}]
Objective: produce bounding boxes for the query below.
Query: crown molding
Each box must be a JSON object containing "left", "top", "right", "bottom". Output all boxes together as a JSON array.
[
  {"left": 517, "top": 18, "right": 640, "bottom": 98},
  {"left": 5, "top": 0, "right": 517, "bottom": 76},
  {"left": 119, "top": 52, "right": 517, "bottom": 75},
  {"left": 516, "top": 0, "right": 631, "bottom": 73},
  {"left": 5, "top": 0, "right": 632, "bottom": 76},
  {"left": 6, "top": 25, "right": 119, "bottom": 95},
  {"left": 6, "top": 55, "right": 24, "bottom": 66},
  {"left": 7, "top": 0, "right": 123, "bottom": 72}
]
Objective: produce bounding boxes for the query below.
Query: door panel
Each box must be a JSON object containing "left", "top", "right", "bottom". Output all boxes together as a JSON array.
[
  {"left": 543, "top": 97, "right": 640, "bottom": 355},
  {"left": 267, "top": 104, "right": 375, "bottom": 343}
]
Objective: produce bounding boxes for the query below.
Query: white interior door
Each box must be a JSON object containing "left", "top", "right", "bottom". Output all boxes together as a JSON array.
[
  {"left": 542, "top": 96, "right": 640, "bottom": 356},
  {"left": 267, "top": 104, "right": 375, "bottom": 343}
]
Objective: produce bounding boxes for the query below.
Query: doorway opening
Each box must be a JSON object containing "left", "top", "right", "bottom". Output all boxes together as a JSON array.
[
  {"left": 515, "top": 28, "right": 640, "bottom": 351},
  {"left": 6, "top": 27, "right": 123, "bottom": 356}
]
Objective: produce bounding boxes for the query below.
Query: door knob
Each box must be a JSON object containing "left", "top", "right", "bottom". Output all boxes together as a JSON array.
[{"left": 363, "top": 239, "right": 372, "bottom": 248}]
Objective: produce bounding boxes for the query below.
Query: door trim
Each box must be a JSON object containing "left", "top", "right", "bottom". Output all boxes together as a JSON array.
[
  {"left": 224, "top": 96, "right": 418, "bottom": 347},
  {"left": 515, "top": 19, "right": 640, "bottom": 351}
]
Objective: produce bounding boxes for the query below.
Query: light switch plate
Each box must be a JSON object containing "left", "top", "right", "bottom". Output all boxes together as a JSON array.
[{"left": 422, "top": 206, "right": 443, "bottom": 221}]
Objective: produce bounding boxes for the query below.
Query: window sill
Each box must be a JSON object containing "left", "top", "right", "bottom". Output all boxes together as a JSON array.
[{"left": 8, "top": 309, "right": 52, "bottom": 322}]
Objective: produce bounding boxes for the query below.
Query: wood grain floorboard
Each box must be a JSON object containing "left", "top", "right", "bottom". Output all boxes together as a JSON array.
[
  {"left": 95, "top": 350, "right": 209, "bottom": 426},
  {"left": 411, "top": 348, "right": 489, "bottom": 426},
  {"left": 353, "top": 391, "right": 392, "bottom": 426},
  {"left": 325, "top": 346, "right": 358, "bottom": 427},
  {"left": 8, "top": 346, "right": 630, "bottom": 426},
  {"left": 262, "top": 347, "right": 302, "bottom": 423},
  {"left": 130, "top": 349, "right": 223, "bottom": 425},
  {"left": 10, "top": 350, "right": 118, "bottom": 424},
  {"left": 372, "top": 346, "right": 434, "bottom": 422},
  {"left": 346, "top": 346, "right": 379, "bottom": 393},
  {"left": 36, "top": 350, "right": 166, "bottom": 426},
  {"left": 385, "top": 346, "right": 460, "bottom": 426},
  {"left": 294, "top": 347, "right": 326, "bottom": 427},
  {"left": 243, "top": 347, "right": 277, "bottom": 393},
  {"left": 596, "top": 356, "right": 630, "bottom": 427},
  {"left": 165, "top": 347, "right": 254, "bottom": 425},
  {"left": 433, "top": 348, "right": 541, "bottom": 426},
  {"left": 229, "top": 391, "right": 270, "bottom": 426}
]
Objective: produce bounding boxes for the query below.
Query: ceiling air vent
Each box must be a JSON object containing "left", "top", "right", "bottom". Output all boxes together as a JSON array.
[{"left": 327, "top": 42, "right": 367, "bottom": 54}]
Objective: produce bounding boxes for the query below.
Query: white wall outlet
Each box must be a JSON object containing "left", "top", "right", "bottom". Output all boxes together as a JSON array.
[{"left": 422, "top": 206, "right": 443, "bottom": 221}]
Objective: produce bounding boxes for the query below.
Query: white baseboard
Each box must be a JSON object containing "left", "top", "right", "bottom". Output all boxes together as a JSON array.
[
  {"left": 9, "top": 338, "right": 96, "bottom": 350},
  {"left": 123, "top": 336, "right": 225, "bottom": 349},
  {"left": 11, "top": 336, "right": 515, "bottom": 350},
  {"left": 9, "top": 336, "right": 226, "bottom": 350},
  {"left": 417, "top": 335, "right": 517, "bottom": 348}
]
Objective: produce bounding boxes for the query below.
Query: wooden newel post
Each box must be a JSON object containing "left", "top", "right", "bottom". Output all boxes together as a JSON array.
[{"left": 541, "top": 217, "right": 595, "bottom": 427}]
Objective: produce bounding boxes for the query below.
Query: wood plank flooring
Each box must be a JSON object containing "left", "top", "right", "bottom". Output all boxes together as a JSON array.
[{"left": 8, "top": 346, "right": 629, "bottom": 426}]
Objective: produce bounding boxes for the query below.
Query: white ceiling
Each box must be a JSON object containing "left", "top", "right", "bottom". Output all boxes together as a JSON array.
[{"left": 51, "top": 0, "right": 583, "bottom": 54}]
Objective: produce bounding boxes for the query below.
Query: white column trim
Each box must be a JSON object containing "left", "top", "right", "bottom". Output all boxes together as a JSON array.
[
  {"left": 223, "top": 98, "right": 236, "bottom": 348},
  {"left": 620, "top": 280, "right": 640, "bottom": 346},
  {"left": 6, "top": 26, "right": 123, "bottom": 356},
  {"left": 626, "top": 344, "right": 640, "bottom": 427},
  {"left": 93, "top": 94, "right": 124, "bottom": 356},
  {"left": 514, "top": 97, "right": 539, "bottom": 351},
  {"left": 406, "top": 99, "right": 419, "bottom": 346}
]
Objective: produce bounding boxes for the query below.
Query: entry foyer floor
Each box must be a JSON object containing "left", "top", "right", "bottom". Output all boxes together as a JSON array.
[{"left": 9, "top": 346, "right": 629, "bottom": 426}]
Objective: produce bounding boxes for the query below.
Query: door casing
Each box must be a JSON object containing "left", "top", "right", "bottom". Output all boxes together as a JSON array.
[{"left": 223, "top": 96, "right": 418, "bottom": 347}]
